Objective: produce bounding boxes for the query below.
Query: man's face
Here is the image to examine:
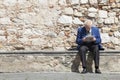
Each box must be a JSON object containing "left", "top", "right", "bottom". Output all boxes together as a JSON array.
[{"left": 85, "top": 24, "right": 91, "bottom": 31}]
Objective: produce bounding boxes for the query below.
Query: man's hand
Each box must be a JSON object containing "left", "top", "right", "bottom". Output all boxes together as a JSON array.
[
  {"left": 82, "top": 36, "right": 96, "bottom": 42},
  {"left": 93, "top": 37, "right": 96, "bottom": 41},
  {"left": 82, "top": 37, "right": 87, "bottom": 42}
]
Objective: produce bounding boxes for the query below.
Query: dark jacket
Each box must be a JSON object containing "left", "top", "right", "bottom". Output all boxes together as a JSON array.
[{"left": 76, "top": 26, "right": 103, "bottom": 50}]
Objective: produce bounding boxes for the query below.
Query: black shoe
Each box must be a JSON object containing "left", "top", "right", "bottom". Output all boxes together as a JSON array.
[
  {"left": 95, "top": 69, "right": 101, "bottom": 74},
  {"left": 81, "top": 69, "right": 87, "bottom": 74}
]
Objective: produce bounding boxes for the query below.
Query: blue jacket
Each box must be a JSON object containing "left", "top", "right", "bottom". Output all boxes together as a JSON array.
[{"left": 76, "top": 26, "right": 102, "bottom": 50}]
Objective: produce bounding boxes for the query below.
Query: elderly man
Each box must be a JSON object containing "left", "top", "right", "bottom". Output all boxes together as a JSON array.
[{"left": 76, "top": 20, "right": 101, "bottom": 74}]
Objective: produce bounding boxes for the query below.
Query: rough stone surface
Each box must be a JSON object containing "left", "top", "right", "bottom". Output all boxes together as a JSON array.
[
  {"left": 64, "top": 7, "right": 73, "bottom": 15},
  {"left": 101, "top": 33, "right": 111, "bottom": 43},
  {"left": 80, "top": 0, "right": 88, "bottom": 4},
  {"left": 58, "top": 15, "right": 72, "bottom": 25},
  {"left": 98, "top": 10, "right": 108, "bottom": 18},
  {"left": 73, "top": 18, "right": 83, "bottom": 25},
  {"left": 104, "top": 17, "right": 114, "bottom": 24},
  {"left": 69, "top": 0, "right": 80, "bottom": 5},
  {"left": 0, "top": 0, "right": 119, "bottom": 51},
  {"left": 0, "top": 54, "right": 120, "bottom": 72}
]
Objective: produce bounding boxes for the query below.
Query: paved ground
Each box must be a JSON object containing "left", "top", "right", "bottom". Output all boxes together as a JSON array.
[{"left": 0, "top": 72, "right": 120, "bottom": 80}]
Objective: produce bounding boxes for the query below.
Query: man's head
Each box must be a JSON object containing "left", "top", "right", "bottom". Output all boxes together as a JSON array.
[{"left": 84, "top": 20, "right": 93, "bottom": 31}]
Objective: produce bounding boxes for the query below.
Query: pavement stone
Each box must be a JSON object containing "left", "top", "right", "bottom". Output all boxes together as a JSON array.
[{"left": 0, "top": 72, "right": 120, "bottom": 80}]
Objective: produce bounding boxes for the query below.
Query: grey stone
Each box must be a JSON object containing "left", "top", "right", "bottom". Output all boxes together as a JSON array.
[
  {"left": 18, "top": 38, "right": 30, "bottom": 45},
  {"left": 88, "top": 7, "right": 98, "bottom": 12},
  {"left": 0, "top": 9, "right": 6, "bottom": 18},
  {"left": 102, "top": 27, "right": 110, "bottom": 33},
  {"left": 17, "top": 13, "right": 37, "bottom": 24},
  {"left": 114, "top": 31, "right": 120, "bottom": 37},
  {"left": 3, "top": 0, "right": 17, "bottom": 6},
  {"left": 97, "top": 18, "right": 104, "bottom": 24},
  {"left": 89, "top": 0, "right": 98, "bottom": 5},
  {"left": 0, "top": 30, "right": 5, "bottom": 36},
  {"left": 31, "top": 38, "right": 42, "bottom": 46},
  {"left": 57, "top": 15, "right": 72, "bottom": 25},
  {"left": 0, "top": 17, "right": 12, "bottom": 24},
  {"left": 111, "top": 37, "right": 120, "bottom": 45},
  {"left": 58, "top": 0, "right": 67, "bottom": 6},
  {"left": 108, "top": 12, "right": 116, "bottom": 17},
  {"left": 69, "top": 0, "right": 80, "bottom": 5},
  {"left": 74, "top": 10, "right": 83, "bottom": 17},
  {"left": 88, "top": 13, "right": 96, "bottom": 17},
  {"left": 64, "top": 7, "right": 73, "bottom": 15},
  {"left": 17, "top": 0, "right": 31, "bottom": 8},
  {"left": 99, "top": 0, "right": 108, "bottom": 4},
  {"left": 73, "top": 18, "right": 83, "bottom": 25},
  {"left": 38, "top": 0, "right": 48, "bottom": 6},
  {"left": 104, "top": 17, "right": 114, "bottom": 24},
  {"left": 98, "top": 10, "right": 108, "bottom": 18},
  {"left": 80, "top": 0, "right": 88, "bottom": 4},
  {"left": 58, "top": 31, "right": 65, "bottom": 37},
  {"left": 0, "top": 36, "right": 6, "bottom": 42},
  {"left": 101, "top": 33, "right": 111, "bottom": 43},
  {"left": 46, "top": 31, "right": 57, "bottom": 38},
  {"left": 53, "top": 47, "right": 66, "bottom": 51},
  {"left": 23, "top": 29, "right": 33, "bottom": 37},
  {"left": 114, "top": 17, "right": 119, "bottom": 23}
]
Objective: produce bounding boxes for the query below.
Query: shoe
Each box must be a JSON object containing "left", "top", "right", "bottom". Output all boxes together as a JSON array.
[
  {"left": 81, "top": 68, "right": 87, "bottom": 74},
  {"left": 95, "top": 69, "right": 101, "bottom": 74}
]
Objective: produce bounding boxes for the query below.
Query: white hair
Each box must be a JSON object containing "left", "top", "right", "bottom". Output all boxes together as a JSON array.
[{"left": 84, "top": 20, "right": 93, "bottom": 26}]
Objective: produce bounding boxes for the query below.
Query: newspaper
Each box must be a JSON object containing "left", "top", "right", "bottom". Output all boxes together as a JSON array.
[{"left": 85, "top": 35, "right": 94, "bottom": 42}]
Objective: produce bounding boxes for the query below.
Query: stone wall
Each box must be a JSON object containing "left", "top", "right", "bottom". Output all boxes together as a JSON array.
[{"left": 0, "top": 0, "right": 120, "bottom": 51}]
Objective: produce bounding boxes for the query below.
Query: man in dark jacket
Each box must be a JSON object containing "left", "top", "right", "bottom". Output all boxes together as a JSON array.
[{"left": 76, "top": 20, "right": 102, "bottom": 74}]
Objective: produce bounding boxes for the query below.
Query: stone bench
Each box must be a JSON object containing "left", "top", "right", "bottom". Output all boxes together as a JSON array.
[
  {"left": 0, "top": 50, "right": 120, "bottom": 73},
  {"left": 0, "top": 50, "right": 120, "bottom": 55}
]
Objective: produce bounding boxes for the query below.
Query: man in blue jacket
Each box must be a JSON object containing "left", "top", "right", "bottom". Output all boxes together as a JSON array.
[{"left": 76, "top": 20, "right": 102, "bottom": 74}]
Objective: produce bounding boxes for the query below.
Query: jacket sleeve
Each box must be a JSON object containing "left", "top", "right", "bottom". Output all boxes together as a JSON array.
[
  {"left": 76, "top": 28, "right": 83, "bottom": 45},
  {"left": 94, "top": 28, "right": 101, "bottom": 44}
]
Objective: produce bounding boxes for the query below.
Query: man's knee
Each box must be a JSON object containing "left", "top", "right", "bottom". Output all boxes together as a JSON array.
[
  {"left": 79, "top": 46, "right": 87, "bottom": 51},
  {"left": 92, "top": 45, "right": 99, "bottom": 50}
]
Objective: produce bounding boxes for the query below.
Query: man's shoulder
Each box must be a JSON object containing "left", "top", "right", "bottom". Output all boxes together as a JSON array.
[
  {"left": 92, "top": 26, "right": 99, "bottom": 30},
  {"left": 78, "top": 26, "right": 85, "bottom": 30}
]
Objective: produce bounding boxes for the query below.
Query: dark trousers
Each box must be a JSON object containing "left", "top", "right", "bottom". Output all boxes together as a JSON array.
[{"left": 79, "top": 44, "right": 100, "bottom": 69}]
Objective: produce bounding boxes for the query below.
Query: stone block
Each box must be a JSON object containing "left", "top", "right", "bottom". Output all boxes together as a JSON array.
[
  {"left": 74, "top": 10, "right": 83, "bottom": 17},
  {"left": 0, "top": 17, "right": 12, "bottom": 24},
  {"left": 0, "top": 9, "right": 6, "bottom": 18},
  {"left": 101, "top": 33, "right": 111, "bottom": 43},
  {"left": 57, "top": 15, "right": 73, "bottom": 25},
  {"left": 110, "top": 37, "right": 120, "bottom": 45},
  {"left": 99, "top": 0, "right": 108, "bottom": 4},
  {"left": 88, "top": 7, "right": 98, "bottom": 12},
  {"left": 69, "top": 0, "right": 80, "bottom": 5},
  {"left": 104, "top": 17, "right": 114, "bottom": 24},
  {"left": 73, "top": 18, "right": 83, "bottom": 25},
  {"left": 97, "top": 18, "right": 104, "bottom": 24},
  {"left": 101, "top": 27, "right": 110, "bottom": 33},
  {"left": 114, "top": 31, "right": 120, "bottom": 37},
  {"left": 108, "top": 12, "right": 116, "bottom": 17},
  {"left": 64, "top": 7, "right": 73, "bottom": 15},
  {"left": 89, "top": 0, "right": 98, "bottom": 5},
  {"left": 3, "top": 0, "right": 17, "bottom": 6},
  {"left": 98, "top": 10, "right": 108, "bottom": 18},
  {"left": 80, "top": 0, "right": 88, "bottom": 4},
  {"left": 88, "top": 13, "right": 97, "bottom": 17},
  {"left": 58, "top": 0, "right": 67, "bottom": 6},
  {"left": 0, "top": 36, "right": 6, "bottom": 42}
]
